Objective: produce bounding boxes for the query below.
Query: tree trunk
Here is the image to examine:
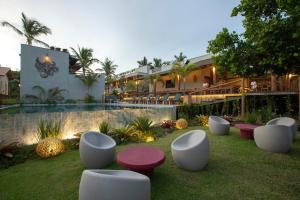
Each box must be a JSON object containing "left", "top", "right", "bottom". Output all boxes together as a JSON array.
[
  {"left": 178, "top": 76, "right": 181, "bottom": 91},
  {"left": 153, "top": 80, "right": 157, "bottom": 96}
]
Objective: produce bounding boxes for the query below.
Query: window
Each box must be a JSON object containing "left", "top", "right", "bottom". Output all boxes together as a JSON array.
[{"left": 165, "top": 80, "right": 175, "bottom": 88}]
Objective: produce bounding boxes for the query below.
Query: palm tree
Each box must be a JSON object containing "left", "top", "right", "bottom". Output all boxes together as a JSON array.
[
  {"left": 151, "top": 58, "right": 169, "bottom": 68},
  {"left": 97, "top": 58, "right": 117, "bottom": 94},
  {"left": 145, "top": 74, "right": 163, "bottom": 96},
  {"left": 174, "top": 52, "right": 187, "bottom": 63},
  {"left": 171, "top": 61, "right": 195, "bottom": 91},
  {"left": 137, "top": 57, "right": 152, "bottom": 68},
  {"left": 77, "top": 73, "right": 98, "bottom": 95},
  {"left": 22, "top": 85, "right": 67, "bottom": 103},
  {"left": 1, "top": 12, "right": 51, "bottom": 47},
  {"left": 71, "top": 46, "right": 99, "bottom": 76}
]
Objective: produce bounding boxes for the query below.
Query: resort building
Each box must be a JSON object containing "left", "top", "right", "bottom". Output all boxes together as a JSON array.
[
  {"left": 108, "top": 54, "right": 299, "bottom": 104},
  {"left": 0, "top": 66, "right": 12, "bottom": 96},
  {"left": 20, "top": 44, "right": 105, "bottom": 102}
]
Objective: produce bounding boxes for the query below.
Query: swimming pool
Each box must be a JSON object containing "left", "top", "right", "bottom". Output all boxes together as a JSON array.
[{"left": 0, "top": 103, "right": 176, "bottom": 145}]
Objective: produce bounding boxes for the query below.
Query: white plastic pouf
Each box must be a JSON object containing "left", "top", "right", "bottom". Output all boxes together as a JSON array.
[
  {"left": 79, "top": 169, "right": 150, "bottom": 200},
  {"left": 208, "top": 116, "right": 230, "bottom": 135},
  {"left": 79, "top": 132, "right": 116, "bottom": 169},
  {"left": 171, "top": 130, "right": 209, "bottom": 171},
  {"left": 254, "top": 125, "right": 292, "bottom": 153},
  {"left": 266, "top": 117, "right": 297, "bottom": 141}
]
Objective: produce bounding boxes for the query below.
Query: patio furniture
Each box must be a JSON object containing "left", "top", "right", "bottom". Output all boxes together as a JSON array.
[
  {"left": 161, "top": 94, "right": 170, "bottom": 104},
  {"left": 208, "top": 116, "right": 230, "bottom": 135},
  {"left": 145, "top": 95, "right": 151, "bottom": 104},
  {"left": 117, "top": 146, "right": 165, "bottom": 176},
  {"left": 254, "top": 125, "right": 292, "bottom": 153},
  {"left": 171, "top": 130, "right": 209, "bottom": 171},
  {"left": 79, "top": 169, "right": 150, "bottom": 200},
  {"left": 79, "top": 132, "right": 116, "bottom": 169},
  {"left": 266, "top": 117, "right": 297, "bottom": 141},
  {"left": 153, "top": 95, "right": 159, "bottom": 104},
  {"left": 172, "top": 93, "right": 182, "bottom": 104},
  {"left": 234, "top": 124, "right": 259, "bottom": 139}
]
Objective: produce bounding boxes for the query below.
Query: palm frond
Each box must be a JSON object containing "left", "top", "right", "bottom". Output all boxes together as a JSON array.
[{"left": 1, "top": 21, "right": 23, "bottom": 35}]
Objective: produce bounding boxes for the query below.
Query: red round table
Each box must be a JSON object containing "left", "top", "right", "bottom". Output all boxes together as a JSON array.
[
  {"left": 234, "top": 124, "right": 259, "bottom": 139},
  {"left": 117, "top": 146, "right": 165, "bottom": 177}
]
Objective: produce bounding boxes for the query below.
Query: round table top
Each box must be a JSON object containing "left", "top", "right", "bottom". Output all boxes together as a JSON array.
[
  {"left": 117, "top": 146, "right": 165, "bottom": 170},
  {"left": 234, "top": 123, "right": 259, "bottom": 131}
]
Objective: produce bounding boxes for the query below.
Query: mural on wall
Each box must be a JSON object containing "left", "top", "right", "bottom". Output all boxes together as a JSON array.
[{"left": 35, "top": 55, "right": 59, "bottom": 78}]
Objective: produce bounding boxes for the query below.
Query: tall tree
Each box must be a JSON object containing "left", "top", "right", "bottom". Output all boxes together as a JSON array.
[
  {"left": 151, "top": 58, "right": 169, "bottom": 68},
  {"left": 1, "top": 12, "right": 51, "bottom": 47},
  {"left": 71, "top": 46, "right": 99, "bottom": 76},
  {"left": 137, "top": 57, "right": 152, "bottom": 67},
  {"left": 171, "top": 61, "right": 196, "bottom": 91},
  {"left": 98, "top": 58, "right": 117, "bottom": 93},
  {"left": 174, "top": 52, "right": 187, "bottom": 63}
]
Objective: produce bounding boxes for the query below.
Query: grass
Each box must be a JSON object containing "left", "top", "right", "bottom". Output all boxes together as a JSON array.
[
  {"left": 0, "top": 127, "right": 300, "bottom": 200},
  {"left": 0, "top": 98, "right": 19, "bottom": 105}
]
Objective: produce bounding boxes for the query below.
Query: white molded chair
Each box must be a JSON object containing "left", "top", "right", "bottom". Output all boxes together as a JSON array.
[
  {"left": 254, "top": 125, "right": 292, "bottom": 153},
  {"left": 266, "top": 117, "right": 297, "bottom": 141},
  {"left": 79, "top": 170, "right": 150, "bottom": 200},
  {"left": 208, "top": 116, "right": 230, "bottom": 135},
  {"left": 79, "top": 132, "right": 116, "bottom": 169},
  {"left": 171, "top": 130, "right": 209, "bottom": 171}
]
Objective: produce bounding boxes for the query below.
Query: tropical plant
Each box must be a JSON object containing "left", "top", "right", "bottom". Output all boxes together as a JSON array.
[
  {"left": 244, "top": 112, "right": 257, "bottom": 124},
  {"left": 110, "top": 126, "right": 133, "bottom": 144},
  {"left": 145, "top": 74, "right": 163, "bottom": 96},
  {"left": 77, "top": 73, "right": 98, "bottom": 95},
  {"left": 131, "top": 116, "right": 154, "bottom": 134},
  {"left": 1, "top": 12, "right": 51, "bottom": 47},
  {"left": 70, "top": 46, "right": 99, "bottom": 76},
  {"left": 196, "top": 115, "right": 209, "bottom": 127},
  {"left": 99, "top": 121, "right": 110, "bottom": 134},
  {"left": 171, "top": 61, "right": 196, "bottom": 91},
  {"left": 125, "top": 80, "right": 136, "bottom": 92},
  {"left": 174, "top": 52, "right": 187, "bottom": 62},
  {"left": 83, "top": 94, "right": 96, "bottom": 103},
  {"left": 22, "top": 85, "right": 67, "bottom": 104},
  {"left": 137, "top": 57, "right": 152, "bottom": 68},
  {"left": 36, "top": 119, "right": 61, "bottom": 141},
  {"left": 97, "top": 58, "right": 117, "bottom": 93},
  {"left": 258, "top": 107, "right": 273, "bottom": 124},
  {"left": 161, "top": 120, "right": 175, "bottom": 129},
  {"left": 151, "top": 58, "right": 169, "bottom": 68}
]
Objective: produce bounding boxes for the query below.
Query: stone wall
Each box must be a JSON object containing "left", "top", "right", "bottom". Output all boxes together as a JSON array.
[{"left": 0, "top": 107, "right": 175, "bottom": 145}]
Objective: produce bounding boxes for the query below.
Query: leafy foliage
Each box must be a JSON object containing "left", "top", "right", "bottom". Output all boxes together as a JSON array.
[
  {"left": 196, "top": 115, "right": 209, "bottom": 127},
  {"left": 84, "top": 94, "right": 96, "bottom": 103},
  {"left": 161, "top": 120, "right": 176, "bottom": 129},
  {"left": 109, "top": 126, "right": 133, "bottom": 144},
  {"left": 99, "top": 121, "right": 110, "bottom": 134},
  {"left": 171, "top": 60, "right": 196, "bottom": 90},
  {"left": 131, "top": 116, "right": 154, "bottom": 134},
  {"left": 137, "top": 56, "right": 152, "bottom": 67},
  {"left": 1, "top": 12, "right": 51, "bottom": 47},
  {"left": 22, "top": 85, "right": 67, "bottom": 104},
  {"left": 36, "top": 119, "right": 61, "bottom": 141},
  {"left": 71, "top": 46, "right": 99, "bottom": 76}
]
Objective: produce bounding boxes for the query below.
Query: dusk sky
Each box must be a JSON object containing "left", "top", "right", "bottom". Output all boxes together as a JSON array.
[{"left": 0, "top": 0, "right": 243, "bottom": 73}]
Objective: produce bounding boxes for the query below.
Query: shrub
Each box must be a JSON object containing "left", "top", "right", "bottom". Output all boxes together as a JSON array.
[
  {"left": 131, "top": 116, "right": 154, "bottom": 134},
  {"left": 84, "top": 94, "right": 96, "bottom": 103},
  {"left": 64, "top": 99, "right": 77, "bottom": 104},
  {"left": 244, "top": 112, "right": 257, "bottom": 124},
  {"left": 110, "top": 126, "right": 133, "bottom": 144},
  {"left": 36, "top": 138, "right": 64, "bottom": 158},
  {"left": 36, "top": 119, "right": 61, "bottom": 141},
  {"left": 196, "top": 115, "right": 208, "bottom": 127},
  {"left": 99, "top": 121, "right": 110, "bottom": 134},
  {"left": 258, "top": 107, "right": 274, "bottom": 124},
  {"left": 176, "top": 118, "right": 188, "bottom": 129},
  {"left": 161, "top": 120, "right": 175, "bottom": 129}
]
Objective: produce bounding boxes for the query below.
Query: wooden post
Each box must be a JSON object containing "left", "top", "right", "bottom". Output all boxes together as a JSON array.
[
  {"left": 271, "top": 74, "right": 277, "bottom": 91},
  {"left": 241, "top": 78, "right": 245, "bottom": 119}
]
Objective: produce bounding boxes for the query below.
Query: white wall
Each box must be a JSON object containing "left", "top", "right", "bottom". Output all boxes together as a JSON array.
[
  {"left": 0, "top": 75, "right": 8, "bottom": 95},
  {"left": 20, "top": 44, "right": 105, "bottom": 101}
]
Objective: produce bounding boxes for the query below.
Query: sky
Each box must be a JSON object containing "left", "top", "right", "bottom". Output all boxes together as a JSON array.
[{"left": 0, "top": 0, "right": 243, "bottom": 73}]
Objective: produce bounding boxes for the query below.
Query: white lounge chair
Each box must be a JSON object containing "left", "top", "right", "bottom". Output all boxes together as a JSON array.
[
  {"left": 254, "top": 125, "right": 292, "bottom": 153},
  {"left": 171, "top": 130, "right": 209, "bottom": 171},
  {"left": 79, "top": 132, "right": 116, "bottom": 169},
  {"left": 266, "top": 117, "right": 297, "bottom": 141},
  {"left": 208, "top": 116, "right": 230, "bottom": 135},
  {"left": 79, "top": 169, "right": 150, "bottom": 200}
]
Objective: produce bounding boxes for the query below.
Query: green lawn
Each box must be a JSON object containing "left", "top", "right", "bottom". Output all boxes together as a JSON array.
[{"left": 0, "top": 127, "right": 300, "bottom": 200}]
